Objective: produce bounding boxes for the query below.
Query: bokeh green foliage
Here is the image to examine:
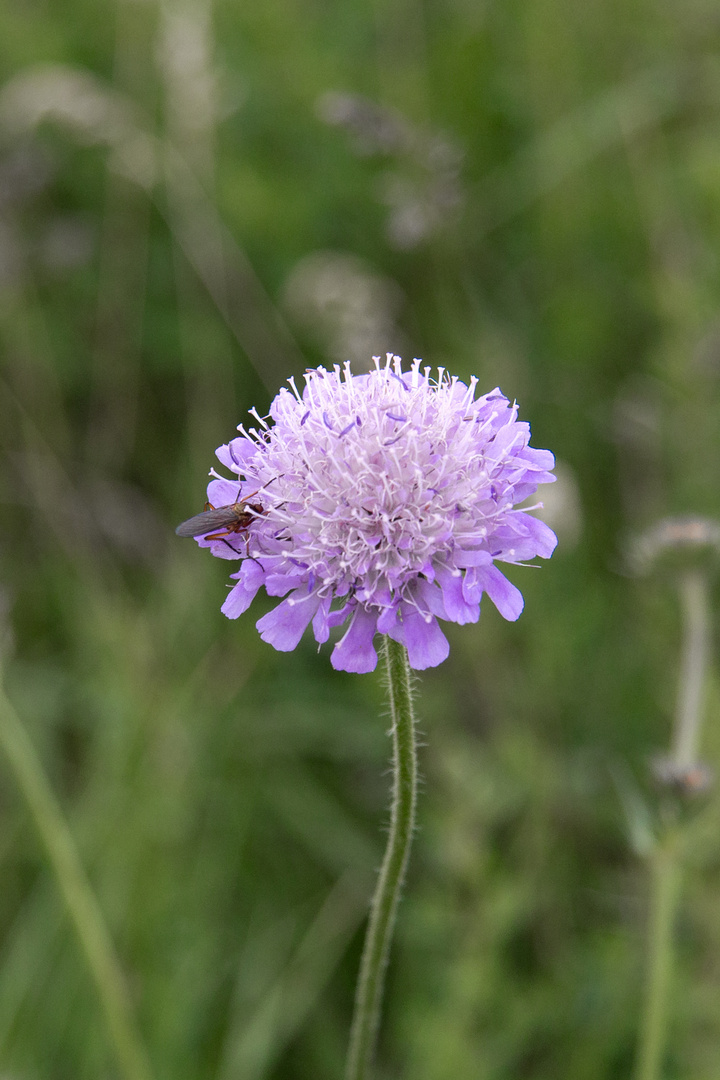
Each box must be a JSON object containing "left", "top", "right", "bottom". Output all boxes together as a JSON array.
[{"left": 1, "top": 0, "right": 720, "bottom": 1077}]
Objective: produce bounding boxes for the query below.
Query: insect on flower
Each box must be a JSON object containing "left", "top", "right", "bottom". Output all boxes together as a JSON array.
[{"left": 175, "top": 490, "right": 266, "bottom": 546}]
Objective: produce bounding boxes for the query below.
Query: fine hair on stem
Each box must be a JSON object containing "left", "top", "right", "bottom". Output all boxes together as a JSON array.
[{"left": 345, "top": 636, "right": 419, "bottom": 1080}]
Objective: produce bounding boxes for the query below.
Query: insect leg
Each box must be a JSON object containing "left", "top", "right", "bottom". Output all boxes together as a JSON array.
[{"left": 205, "top": 526, "right": 248, "bottom": 556}]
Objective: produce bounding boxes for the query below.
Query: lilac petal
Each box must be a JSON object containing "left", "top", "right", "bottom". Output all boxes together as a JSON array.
[
  {"left": 415, "top": 579, "right": 448, "bottom": 620},
  {"left": 264, "top": 572, "right": 306, "bottom": 597},
  {"left": 486, "top": 513, "right": 558, "bottom": 562},
  {"left": 206, "top": 478, "right": 241, "bottom": 508},
  {"left": 203, "top": 537, "right": 244, "bottom": 560},
  {"left": 389, "top": 609, "right": 449, "bottom": 670},
  {"left": 520, "top": 514, "right": 558, "bottom": 558},
  {"left": 453, "top": 548, "right": 493, "bottom": 569},
  {"left": 485, "top": 423, "right": 524, "bottom": 461},
  {"left": 461, "top": 568, "right": 483, "bottom": 605},
  {"left": 477, "top": 386, "right": 504, "bottom": 406},
  {"left": 221, "top": 561, "right": 265, "bottom": 618},
  {"left": 327, "top": 601, "right": 354, "bottom": 628},
  {"left": 331, "top": 607, "right": 379, "bottom": 673},
  {"left": 216, "top": 437, "right": 259, "bottom": 472},
  {"left": 476, "top": 565, "right": 524, "bottom": 621},
  {"left": 271, "top": 387, "right": 301, "bottom": 423},
  {"left": 312, "top": 596, "right": 332, "bottom": 643},
  {"left": 256, "top": 591, "right": 321, "bottom": 651},
  {"left": 509, "top": 482, "right": 542, "bottom": 504},
  {"left": 518, "top": 446, "right": 556, "bottom": 473},
  {"left": 435, "top": 567, "right": 479, "bottom": 624},
  {"left": 376, "top": 604, "right": 399, "bottom": 634}
]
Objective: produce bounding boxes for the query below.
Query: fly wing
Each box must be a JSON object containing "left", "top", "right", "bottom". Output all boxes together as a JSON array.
[{"left": 175, "top": 508, "right": 236, "bottom": 537}]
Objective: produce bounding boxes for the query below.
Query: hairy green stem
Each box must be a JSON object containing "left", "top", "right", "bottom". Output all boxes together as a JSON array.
[
  {"left": 634, "top": 570, "right": 711, "bottom": 1080},
  {"left": 0, "top": 678, "right": 153, "bottom": 1080},
  {"left": 345, "top": 637, "right": 418, "bottom": 1080}
]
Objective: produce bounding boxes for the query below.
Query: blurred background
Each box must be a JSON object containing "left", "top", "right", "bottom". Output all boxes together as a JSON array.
[{"left": 1, "top": 0, "right": 720, "bottom": 1077}]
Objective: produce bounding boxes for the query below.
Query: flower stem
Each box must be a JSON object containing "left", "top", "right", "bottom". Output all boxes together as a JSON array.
[
  {"left": 634, "top": 838, "right": 681, "bottom": 1080},
  {"left": 345, "top": 637, "right": 418, "bottom": 1080},
  {"left": 0, "top": 677, "right": 154, "bottom": 1080},
  {"left": 671, "top": 570, "right": 710, "bottom": 771},
  {"left": 633, "top": 569, "right": 711, "bottom": 1080}
]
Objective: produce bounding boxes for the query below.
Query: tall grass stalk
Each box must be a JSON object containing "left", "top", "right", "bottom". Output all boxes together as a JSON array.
[
  {"left": 634, "top": 569, "right": 711, "bottom": 1080},
  {"left": 345, "top": 637, "right": 418, "bottom": 1080},
  {"left": 0, "top": 675, "right": 154, "bottom": 1080}
]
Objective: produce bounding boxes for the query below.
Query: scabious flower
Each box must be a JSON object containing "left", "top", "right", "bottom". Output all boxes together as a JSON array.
[{"left": 193, "top": 355, "right": 557, "bottom": 673}]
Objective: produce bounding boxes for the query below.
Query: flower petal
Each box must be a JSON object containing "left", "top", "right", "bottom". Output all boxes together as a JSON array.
[
  {"left": 221, "top": 561, "right": 265, "bottom": 618},
  {"left": 256, "top": 591, "right": 321, "bottom": 651},
  {"left": 311, "top": 595, "right": 332, "bottom": 643},
  {"left": 415, "top": 579, "right": 448, "bottom": 620},
  {"left": 264, "top": 572, "right": 306, "bottom": 596},
  {"left": 453, "top": 548, "right": 493, "bottom": 569},
  {"left": 216, "top": 438, "right": 259, "bottom": 473},
  {"left": 198, "top": 536, "right": 244, "bottom": 560},
  {"left": 389, "top": 609, "right": 450, "bottom": 669},
  {"left": 520, "top": 513, "right": 558, "bottom": 558},
  {"left": 518, "top": 446, "right": 556, "bottom": 474},
  {"left": 435, "top": 567, "right": 479, "bottom": 624},
  {"left": 206, "top": 478, "right": 241, "bottom": 507},
  {"left": 476, "top": 565, "right": 524, "bottom": 621},
  {"left": 376, "top": 604, "right": 399, "bottom": 634},
  {"left": 331, "top": 607, "right": 379, "bottom": 673},
  {"left": 327, "top": 601, "right": 354, "bottom": 628}
]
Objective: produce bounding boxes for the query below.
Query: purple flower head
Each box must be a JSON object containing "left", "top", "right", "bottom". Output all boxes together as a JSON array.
[{"left": 192, "top": 355, "right": 557, "bottom": 673}]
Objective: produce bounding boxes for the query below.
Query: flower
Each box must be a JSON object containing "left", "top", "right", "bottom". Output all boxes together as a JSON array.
[{"left": 191, "top": 355, "right": 557, "bottom": 673}]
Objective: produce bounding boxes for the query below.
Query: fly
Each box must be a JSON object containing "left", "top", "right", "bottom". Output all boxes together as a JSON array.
[{"left": 175, "top": 489, "right": 266, "bottom": 546}]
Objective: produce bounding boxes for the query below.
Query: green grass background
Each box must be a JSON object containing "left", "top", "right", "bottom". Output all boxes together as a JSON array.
[{"left": 1, "top": 0, "right": 720, "bottom": 1077}]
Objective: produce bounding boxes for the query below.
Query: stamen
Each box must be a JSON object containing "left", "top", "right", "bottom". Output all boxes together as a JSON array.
[
  {"left": 249, "top": 407, "right": 269, "bottom": 429},
  {"left": 287, "top": 376, "right": 302, "bottom": 401}
]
